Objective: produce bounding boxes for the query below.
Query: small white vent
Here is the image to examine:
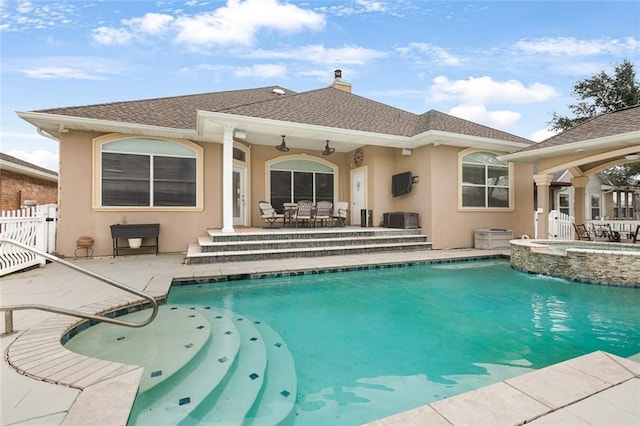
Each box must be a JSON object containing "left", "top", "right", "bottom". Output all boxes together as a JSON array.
[{"left": 272, "top": 88, "right": 285, "bottom": 95}]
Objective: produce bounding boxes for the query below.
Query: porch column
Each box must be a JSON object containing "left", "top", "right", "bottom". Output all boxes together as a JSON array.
[
  {"left": 222, "top": 126, "right": 234, "bottom": 233},
  {"left": 534, "top": 174, "right": 554, "bottom": 239},
  {"left": 571, "top": 176, "right": 589, "bottom": 226}
]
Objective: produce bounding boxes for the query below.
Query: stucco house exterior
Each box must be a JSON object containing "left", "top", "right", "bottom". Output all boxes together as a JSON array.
[
  {"left": 0, "top": 152, "right": 58, "bottom": 211},
  {"left": 17, "top": 71, "right": 535, "bottom": 257}
]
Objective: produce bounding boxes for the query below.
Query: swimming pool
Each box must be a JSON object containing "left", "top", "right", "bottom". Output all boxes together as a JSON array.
[{"left": 65, "top": 259, "right": 640, "bottom": 425}]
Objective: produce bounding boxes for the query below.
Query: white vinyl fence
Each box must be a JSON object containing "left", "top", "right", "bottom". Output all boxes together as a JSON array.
[
  {"left": 548, "top": 210, "right": 574, "bottom": 239},
  {"left": 0, "top": 204, "right": 58, "bottom": 276}
]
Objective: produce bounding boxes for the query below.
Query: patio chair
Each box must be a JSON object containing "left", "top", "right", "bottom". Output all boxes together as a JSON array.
[
  {"left": 314, "top": 201, "right": 333, "bottom": 227},
  {"left": 293, "top": 200, "right": 314, "bottom": 227},
  {"left": 590, "top": 223, "right": 620, "bottom": 242},
  {"left": 572, "top": 223, "right": 591, "bottom": 241},
  {"left": 633, "top": 225, "right": 640, "bottom": 243},
  {"left": 332, "top": 201, "right": 349, "bottom": 227},
  {"left": 259, "top": 201, "right": 284, "bottom": 228}
]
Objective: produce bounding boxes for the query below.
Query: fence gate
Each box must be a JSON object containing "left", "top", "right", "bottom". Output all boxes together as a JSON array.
[
  {"left": 548, "top": 209, "right": 574, "bottom": 239},
  {"left": 0, "top": 204, "right": 58, "bottom": 276}
]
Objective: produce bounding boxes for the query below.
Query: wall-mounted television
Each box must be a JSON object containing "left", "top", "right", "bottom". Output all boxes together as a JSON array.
[{"left": 392, "top": 171, "right": 413, "bottom": 197}]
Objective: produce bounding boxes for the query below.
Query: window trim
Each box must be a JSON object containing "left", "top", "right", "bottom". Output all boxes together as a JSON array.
[
  {"left": 265, "top": 154, "right": 339, "bottom": 206},
  {"left": 458, "top": 148, "right": 514, "bottom": 211},
  {"left": 93, "top": 134, "right": 204, "bottom": 211}
]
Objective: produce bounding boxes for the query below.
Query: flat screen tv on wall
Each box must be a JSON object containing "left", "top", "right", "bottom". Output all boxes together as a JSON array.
[{"left": 392, "top": 171, "right": 413, "bottom": 197}]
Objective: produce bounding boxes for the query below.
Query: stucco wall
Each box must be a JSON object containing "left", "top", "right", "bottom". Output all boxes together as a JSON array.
[
  {"left": 1, "top": 169, "right": 58, "bottom": 211},
  {"left": 249, "top": 144, "right": 351, "bottom": 227},
  {"left": 56, "top": 131, "right": 222, "bottom": 257}
]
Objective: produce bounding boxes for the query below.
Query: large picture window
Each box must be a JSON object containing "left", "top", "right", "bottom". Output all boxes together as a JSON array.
[
  {"left": 461, "top": 151, "right": 510, "bottom": 208},
  {"left": 269, "top": 159, "right": 335, "bottom": 211},
  {"left": 101, "top": 138, "right": 197, "bottom": 207}
]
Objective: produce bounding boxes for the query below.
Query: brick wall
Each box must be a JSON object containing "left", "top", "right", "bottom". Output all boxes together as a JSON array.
[{"left": 1, "top": 169, "right": 58, "bottom": 211}]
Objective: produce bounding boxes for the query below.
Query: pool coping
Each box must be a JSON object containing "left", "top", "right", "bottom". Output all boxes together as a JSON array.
[{"left": 2, "top": 249, "right": 639, "bottom": 425}]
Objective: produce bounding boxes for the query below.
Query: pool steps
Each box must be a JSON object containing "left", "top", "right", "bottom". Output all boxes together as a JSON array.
[
  {"left": 123, "top": 306, "right": 297, "bottom": 425},
  {"left": 186, "top": 227, "right": 432, "bottom": 264}
]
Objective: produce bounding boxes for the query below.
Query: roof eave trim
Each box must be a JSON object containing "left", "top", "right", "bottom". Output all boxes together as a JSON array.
[
  {"left": 500, "top": 131, "right": 640, "bottom": 162},
  {"left": 0, "top": 159, "right": 58, "bottom": 181},
  {"left": 410, "top": 130, "right": 532, "bottom": 152},
  {"left": 196, "top": 111, "right": 411, "bottom": 145},
  {"left": 16, "top": 111, "right": 199, "bottom": 139}
]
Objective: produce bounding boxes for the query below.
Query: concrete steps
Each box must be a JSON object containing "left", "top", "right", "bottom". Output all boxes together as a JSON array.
[
  {"left": 124, "top": 306, "right": 297, "bottom": 426},
  {"left": 185, "top": 227, "right": 432, "bottom": 264}
]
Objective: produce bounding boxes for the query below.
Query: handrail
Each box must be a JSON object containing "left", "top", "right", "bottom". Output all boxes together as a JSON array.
[{"left": 0, "top": 239, "right": 158, "bottom": 334}]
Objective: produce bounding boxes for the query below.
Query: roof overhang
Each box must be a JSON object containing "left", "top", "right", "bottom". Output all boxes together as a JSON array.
[
  {"left": 16, "top": 110, "right": 534, "bottom": 155},
  {"left": 499, "top": 130, "right": 640, "bottom": 175},
  {"left": 0, "top": 158, "right": 58, "bottom": 182},
  {"left": 197, "top": 111, "right": 531, "bottom": 153},
  {"left": 16, "top": 111, "right": 203, "bottom": 142}
]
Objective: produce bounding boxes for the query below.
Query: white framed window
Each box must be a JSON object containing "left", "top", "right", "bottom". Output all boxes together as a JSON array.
[
  {"left": 589, "top": 193, "right": 601, "bottom": 220},
  {"left": 266, "top": 156, "right": 338, "bottom": 211},
  {"left": 94, "top": 135, "right": 203, "bottom": 209},
  {"left": 460, "top": 151, "right": 512, "bottom": 209},
  {"left": 558, "top": 193, "right": 570, "bottom": 216}
]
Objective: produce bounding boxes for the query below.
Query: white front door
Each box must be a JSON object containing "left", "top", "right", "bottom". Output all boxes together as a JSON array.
[
  {"left": 351, "top": 167, "right": 367, "bottom": 225},
  {"left": 233, "top": 166, "right": 246, "bottom": 226}
]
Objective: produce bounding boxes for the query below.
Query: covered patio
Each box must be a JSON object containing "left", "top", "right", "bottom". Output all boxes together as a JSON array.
[{"left": 501, "top": 105, "right": 640, "bottom": 239}]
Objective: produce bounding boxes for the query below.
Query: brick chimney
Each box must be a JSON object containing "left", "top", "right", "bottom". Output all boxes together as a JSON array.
[{"left": 330, "top": 69, "right": 352, "bottom": 93}]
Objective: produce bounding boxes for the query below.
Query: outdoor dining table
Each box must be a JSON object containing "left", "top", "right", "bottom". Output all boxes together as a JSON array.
[{"left": 283, "top": 203, "right": 297, "bottom": 227}]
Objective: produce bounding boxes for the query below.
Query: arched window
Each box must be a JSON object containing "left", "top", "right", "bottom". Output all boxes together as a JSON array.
[
  {"left": 99, "top": 138, "right": 199, "bottom": 207},
  {"left": 461, "top": 151, "right": 511, "bottom": 208},
  {"left": 268, "top": 158, "right": 336, "bottom": 211}
]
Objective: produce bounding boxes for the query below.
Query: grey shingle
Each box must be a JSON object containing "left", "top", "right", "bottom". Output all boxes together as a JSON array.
[
  {"left": 31, "top": 84, "right": 534, "bottom": 144},
  {"left": 515, "top": 105, "right": 640, "bottom": 153}
]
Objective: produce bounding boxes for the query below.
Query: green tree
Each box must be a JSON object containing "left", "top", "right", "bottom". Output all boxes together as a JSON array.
[
  {"left": 550, "top": 59, "right": 640, "bottom": 131},
  {"left": 550, "top": 60, "right": 640, "bottom": 187}
]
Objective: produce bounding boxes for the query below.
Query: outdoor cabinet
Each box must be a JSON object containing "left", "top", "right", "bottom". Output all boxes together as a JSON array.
[
  {"left": 110, "top": 223, "right": 160, "bottom": 257},
  {"left": 474, "top": 229, "right": 513, "bottom": 249}
]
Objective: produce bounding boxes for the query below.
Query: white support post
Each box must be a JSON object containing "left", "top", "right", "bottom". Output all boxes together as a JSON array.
[{"left": 222, "top": 126, "right": 235, "bottom": 233}]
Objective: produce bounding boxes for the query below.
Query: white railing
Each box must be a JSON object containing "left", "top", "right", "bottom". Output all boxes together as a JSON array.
[
  {"left": 0, "top": 204, "right": 58, "bottom": 276},
  {"left": 548, "top": 210, "right": 574, "bottom": 239},
  {"left": 587, "top": 219, "right": 640, "bottom": 239}
]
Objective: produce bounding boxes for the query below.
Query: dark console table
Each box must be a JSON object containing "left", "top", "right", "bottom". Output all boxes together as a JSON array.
[{"left": 110, "top": 223, "right": 160, "bottom": 257}]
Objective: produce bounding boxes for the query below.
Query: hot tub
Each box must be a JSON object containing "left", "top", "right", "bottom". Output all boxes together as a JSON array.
[{"left": 510, "top": 239, "right": 640, "bottom": 287}]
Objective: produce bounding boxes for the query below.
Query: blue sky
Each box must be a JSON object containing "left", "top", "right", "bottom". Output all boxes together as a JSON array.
[{"left": 1, "top": 0, "right": 639, "bottom": 172}]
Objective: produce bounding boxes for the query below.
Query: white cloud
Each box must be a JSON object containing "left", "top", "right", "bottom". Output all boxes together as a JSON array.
[
  {"left": 18, "top": 66, "right": 107, "bottom": 80},
  {"left": 173, "top": 0, "right": 325, "bottom": 48},
  {"left": 515, "top": 36, "right": 640, "bottom": 56},
  {"left": 16, "top": 1, "right": 33, "bottom": 14},
  {"left": 429, "top": 75, "right": 559, "bottom": 105},
  {"left": 6, "top": 149, "right": 59, "bottom": 172},
  {"left": 530, "top": 127, "right": 558, "bottom": 142},
  {"left": 233, "top": 63, "right": 287, "bottom": 78},
  {"left": 92, "top": 26, "right": 132, "bottom": 45},
  {"left": 251, "top": 44, "right": 386, "bottom": 65},
  {"left": 397, "top": 42, "right": 462, "bottom": 66},
  {"left": 449, "top": 104, "right": 521, "bottom": 129},
  {"left": 123, "top": 12, "right": 174, "bottom": 35},
  {"left": 13, "top": 57, "right": 127, "bottom": 80}
]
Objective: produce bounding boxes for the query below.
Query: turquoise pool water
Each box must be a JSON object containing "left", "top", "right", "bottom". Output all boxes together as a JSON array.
[{"left": 167, "top": 259, "right": 640, "bottom": 425}]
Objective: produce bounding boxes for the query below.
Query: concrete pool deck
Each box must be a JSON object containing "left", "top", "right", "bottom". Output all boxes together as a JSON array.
[{"left": 1, "top": 249, "right": 639, "bottom": 425}]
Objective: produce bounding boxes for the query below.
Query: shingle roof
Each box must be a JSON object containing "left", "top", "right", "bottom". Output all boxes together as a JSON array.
[
  {"left": 515, "top": 104, "right": 640, "bottom": 153},
  {"left": 32, "top": 84, "right": 534, "bottom": 144},
  {"left": 0, "top": 152, "right": 58, "bottom": 176},
  {"left": 35, "top": 86, "right": 298, "bottom": 129},
  {"left": 416, "top": 110, "right": 533, "bottom": 144}
]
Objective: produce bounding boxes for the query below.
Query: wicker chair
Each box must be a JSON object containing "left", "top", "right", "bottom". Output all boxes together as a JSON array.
[
  {"left": 259, "top": 201, "right": 284, "bottom": 228},
  {"left": 314, "top": 201, "right": 333, "bottom": 227}
]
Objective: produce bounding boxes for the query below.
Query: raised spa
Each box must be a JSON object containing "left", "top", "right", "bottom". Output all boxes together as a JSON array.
[{"left": 510, "top": 239, "right": 640, "bottom": 287}]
